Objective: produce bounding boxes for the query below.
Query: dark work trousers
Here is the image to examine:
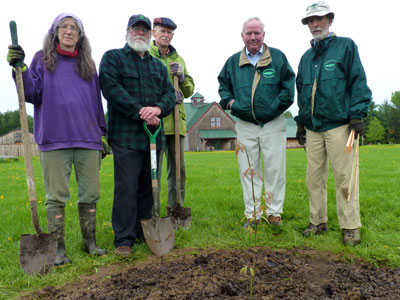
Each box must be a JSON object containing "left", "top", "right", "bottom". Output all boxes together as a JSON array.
[{"left": 111, "top": 143, "right": 160, "bottom": 248}]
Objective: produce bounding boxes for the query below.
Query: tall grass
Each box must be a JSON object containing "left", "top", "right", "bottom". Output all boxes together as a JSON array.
[{"left": 0, "top": 145, "right": 399, "bottom": 299}]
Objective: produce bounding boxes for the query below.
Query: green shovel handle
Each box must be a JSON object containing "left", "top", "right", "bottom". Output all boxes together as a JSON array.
[
  {"left": 9, "top": 21, "right": 22, "bottom": 68},
  {"left": 143, "top": 121, "right": 162, "bottom": 144}
]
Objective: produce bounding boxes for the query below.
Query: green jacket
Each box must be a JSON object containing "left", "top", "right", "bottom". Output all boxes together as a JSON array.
[
  {"left": 218, "top": 44, "right": 295, "bottom": 126},
  {"left": 295, "top": 35, "right": 372, "bottom": 132},
  {"left": 149, "top": 41, "right": 195, "bottom": 136}
]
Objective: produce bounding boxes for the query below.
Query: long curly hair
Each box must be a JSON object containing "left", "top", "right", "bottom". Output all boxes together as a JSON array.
[{"left": 42, "top": 17, "right": 95, "bottom": 81}]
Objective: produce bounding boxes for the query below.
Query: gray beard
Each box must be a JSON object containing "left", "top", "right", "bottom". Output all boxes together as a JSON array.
[{"left": 126, "top": 34, "right": 150, "bottom": 52}]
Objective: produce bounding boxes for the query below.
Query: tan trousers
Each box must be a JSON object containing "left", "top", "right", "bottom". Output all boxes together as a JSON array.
[{"left": 306, "top": 125, "right": 361, "bottom": 229}]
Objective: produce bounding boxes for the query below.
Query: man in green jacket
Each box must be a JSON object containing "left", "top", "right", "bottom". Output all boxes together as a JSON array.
[
  {"left": 218, "top": 17, "right": 295, "bottom": 228},
  {"left": 295, "top": 1, "right": 372, "bottom": 246},
  {"left": 149, "top": 17, "right": 195, "bottom": 219}
]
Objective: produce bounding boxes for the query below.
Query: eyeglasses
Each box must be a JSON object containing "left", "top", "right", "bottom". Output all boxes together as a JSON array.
[
  {"left": 130, "top": 26, "right": 150, "bottom": 33},
  {"left": 59, "top": 24, "right": 79, "bottom": 33}
]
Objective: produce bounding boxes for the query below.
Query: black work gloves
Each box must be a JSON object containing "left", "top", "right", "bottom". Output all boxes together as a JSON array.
[
  {"left": 7, "top": 45, "right": 25, "bottom": 68},
  {"left": 296, "top": 124, "right": 306, "bottom": 145},
  {"left": 349, "top": 119, "right": 364, "bottom": 138}
]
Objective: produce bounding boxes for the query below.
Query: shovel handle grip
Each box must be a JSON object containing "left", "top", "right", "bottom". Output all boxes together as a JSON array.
[
  {"left": 10, "top": 21, "right": 42, "bottom": 234},
  {"left": 10, "top": 21, "right": 22, "bottom": 68}
]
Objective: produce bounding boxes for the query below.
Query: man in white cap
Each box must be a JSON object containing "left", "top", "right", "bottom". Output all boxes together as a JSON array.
[{"left": 295, "top": 1, "right": 372, "bottom": 245}]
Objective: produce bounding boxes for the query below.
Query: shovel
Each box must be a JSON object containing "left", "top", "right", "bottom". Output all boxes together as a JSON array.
[
  {"left": 9, "top": 21, "right": 57, "bottom": 275},
  {"left": 168, "top": 76, "right": 192, "bottom": 229},
  {"left": 141, "top": 121, "right": 175, "bottom": 256},
  {"left": 346, "top": 129, "right": 359, "bottom": 202}
]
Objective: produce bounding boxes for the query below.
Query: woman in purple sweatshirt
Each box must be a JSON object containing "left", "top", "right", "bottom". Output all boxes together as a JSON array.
[{"left": 7, "top": 12, "right": 107, "bottom": 265}]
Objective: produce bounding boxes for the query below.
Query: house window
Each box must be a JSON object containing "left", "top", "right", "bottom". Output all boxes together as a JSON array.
[
  {"left": 211, "top": 117, "right": 215, "bottom": 127},
  {"left": 216, "top": 117, "right": 221, "bottom": 127},
  {"left": 14, "top": 132, "right": 22, "bottom": 143}
]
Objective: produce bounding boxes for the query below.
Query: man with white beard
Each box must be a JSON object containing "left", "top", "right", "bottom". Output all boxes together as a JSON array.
[
  {"left": 295, "top": 1, "right": 371, "bottom": 246},
  {"left": 99, "top": 14, "right": 175, "bottom": 257}
]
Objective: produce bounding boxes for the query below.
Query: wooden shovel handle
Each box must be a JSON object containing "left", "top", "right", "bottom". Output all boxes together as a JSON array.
[
  {"left": 346, "top": 129, "right": 355, "bottom": 154},
  {"left": 173, "top": 76, "right": 181, "bottom": 206},
  {"left": 10, "top": 21, "right": 42, "bottom": 234}
]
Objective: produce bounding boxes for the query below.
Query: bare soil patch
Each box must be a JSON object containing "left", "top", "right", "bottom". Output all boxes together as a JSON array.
[{"left": 19, "top": 247, "right": 400, "bottom": 300}]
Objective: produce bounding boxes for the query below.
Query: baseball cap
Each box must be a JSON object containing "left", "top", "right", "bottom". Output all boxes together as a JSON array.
[{"left": 127, "top": 14, "right": 151, "bottom": 29}]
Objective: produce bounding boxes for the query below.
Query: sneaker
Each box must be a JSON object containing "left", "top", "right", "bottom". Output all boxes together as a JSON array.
[
  {"left": 303, "top": 223, "right": 328, "bottom": 237},
  {"left": 268, "top": 215, "right": 282, "bottom": 226},
  {"left": 115, "top": 246, "right": 131, "bottom": 257},
  {"left": 343, "top": 229, "right": 361, "bottom": 246}
]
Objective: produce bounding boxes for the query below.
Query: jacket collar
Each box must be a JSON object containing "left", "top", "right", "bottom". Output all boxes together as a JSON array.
[
  {"left": 239, "top": 43, "right": 272, "bottom": 68},
  {"left": 310, "top": 33, "right": 336, "bottom": 50}
]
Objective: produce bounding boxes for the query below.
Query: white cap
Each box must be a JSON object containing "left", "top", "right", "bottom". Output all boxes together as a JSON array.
[{"left": 302, "top": 1, "right": 334, "bottom": 25}]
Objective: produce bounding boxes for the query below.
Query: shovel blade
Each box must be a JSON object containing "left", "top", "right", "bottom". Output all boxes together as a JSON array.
[
  {"left": 141, "top": 216, "right": 175, "bottom": 257},
  {"left": 19, "top": 232, "right": 57, "bottom": 275},
  {"left": 170, "top": 207, "right": 192, "bottom": 230}
]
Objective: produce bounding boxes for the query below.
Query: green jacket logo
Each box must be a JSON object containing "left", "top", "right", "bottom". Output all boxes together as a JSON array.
[
  {"left": 262, "top": 68, "right": 275, "bottom": 78},
  {"left": 324, "top": 60, "right": 337, "bottom": 71}
]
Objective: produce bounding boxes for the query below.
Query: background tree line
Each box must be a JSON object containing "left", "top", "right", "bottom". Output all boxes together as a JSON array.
[
  {"left": 0, "top": 110, "right": 33, "bottom": 136},
  {"left": 1, "top": 91, "right": 399, "bottom": 144},
  {"left": 364, "top": 91, "right": 400, "bottom": 144}
]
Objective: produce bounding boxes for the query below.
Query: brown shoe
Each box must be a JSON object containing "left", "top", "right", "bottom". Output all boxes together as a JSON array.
[
  {"left": 268, "top": 215, "right": 282, "bottom": 226},
  {"left": 343, "top": 229, "right": 361, "bottom": 246},
  {"left": 303, "top": 223, "right": 328, "bottom": 237},
  {"left": 115, "top": 246, "right": 131, "bottom": 257}
]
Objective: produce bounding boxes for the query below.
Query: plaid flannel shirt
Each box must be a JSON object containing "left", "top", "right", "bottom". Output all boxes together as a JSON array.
[{"left": 99, "top": 44, "right": 175, "bottom": 151}]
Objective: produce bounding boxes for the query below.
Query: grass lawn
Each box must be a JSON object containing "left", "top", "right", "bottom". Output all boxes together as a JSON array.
[{"left": 0, "top": 145, "right": 399, "bottom": 299}]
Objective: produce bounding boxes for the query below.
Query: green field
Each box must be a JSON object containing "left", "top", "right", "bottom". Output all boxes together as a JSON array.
[{"left": 1, "top": 145, "right": 399, "bottom": 299}]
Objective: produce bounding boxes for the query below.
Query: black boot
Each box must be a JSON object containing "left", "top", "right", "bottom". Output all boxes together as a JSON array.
[
  {"left": 47, "top": 207, "right": 72, "bottom": 266},
  {"left": 78, "top": 203, "right": 107, "bottom": 256}
]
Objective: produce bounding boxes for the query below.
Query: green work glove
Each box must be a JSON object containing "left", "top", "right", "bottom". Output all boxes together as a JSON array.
[
  {"left": 101, "top": 136, "right": 111, "bottom": 159},
  {"left": 296, "top": 124, "right": 306, "bottom": 145},
  {"left": 349, "top": 119, "right": 364, "bottom": 138},
  {"left": 7, "top": 45, "right": 25, "bottom": 68}
]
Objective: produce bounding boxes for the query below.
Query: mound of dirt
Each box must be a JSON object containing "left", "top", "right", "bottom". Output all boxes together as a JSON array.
[{"left": 19, "top": 247, "right": 400, "bottom": 300}]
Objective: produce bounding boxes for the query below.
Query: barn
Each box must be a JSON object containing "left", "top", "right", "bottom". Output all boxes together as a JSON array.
[
  {"left": 0, "top": 128, "right": 39, "bottom": 156},
  {"left": 184, "top": 92, "right": 302, "bottom": 151}
]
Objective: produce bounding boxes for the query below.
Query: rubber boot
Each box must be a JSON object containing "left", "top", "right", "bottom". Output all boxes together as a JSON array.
[
  {"left": 47, "top": 207, "right": 72, "bottom": 266},
  {"left": 78, "top": 203, "right": 107, "bottom": 256}
]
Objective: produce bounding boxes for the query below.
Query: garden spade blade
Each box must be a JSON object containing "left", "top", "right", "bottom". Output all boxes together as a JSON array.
[
  {"left": 10, "top": 20, "right": 57, "bottom": 274},
  {"left": 20, "top": 232, "right": 57, "bottom": 275},
  {"left": 141, "top": 122, "right": 175, "bottom": 257},
  {"left": 172, "top": 76, "right": 191, "bottom": 229},
  {"left": 169, "top": 204, "right": 192, "bottom": 230},
  {"left": 141, "top": 214, "right": 175, "bottom": 257}
]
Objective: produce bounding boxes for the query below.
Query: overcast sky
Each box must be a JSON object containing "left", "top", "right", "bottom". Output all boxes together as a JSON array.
[{"left": 1, "top": 0, "right": 399, "bottom": 117}]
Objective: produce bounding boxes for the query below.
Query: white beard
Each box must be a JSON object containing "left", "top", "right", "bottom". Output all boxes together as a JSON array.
[
  {"left": 126, "top": 33, "right": 150, "bottom": 52},
  {"left": 312, "top": 28, "right": 329, "bottom": 41}
]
